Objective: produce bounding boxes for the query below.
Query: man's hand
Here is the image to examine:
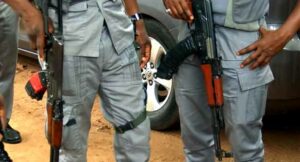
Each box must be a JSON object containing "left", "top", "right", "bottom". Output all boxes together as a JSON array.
[
  {"left": 135, "top": 20, "right": 151, "bottom": 68},
  {"left": 3, "top": 0, "right": 47, "bottom": 60},
  {"left": 20, "top": 7, "right": 46, "bottom": 60},
  {"left": 163, "top": 0, "right": 194, "bottom": 22},
  {"left": 239, "top": 0, "right": 300, "bottom": 69},
  {"left": 238, "top": 27, "right": 291, "bottom": 69},
  {"left": 123, "top": 0, "right": 151, "bottom": 68}
]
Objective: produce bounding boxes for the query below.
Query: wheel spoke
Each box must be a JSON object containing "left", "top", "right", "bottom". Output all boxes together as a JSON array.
[
  {"left": 155, "top": 78, "right": 172, "bottom": 91},
  {"left": 146, "top": 83, "right": 160, "bottom": 111},
  {"left": 149, "top": 38, "right": 165, "bottom": 65}
]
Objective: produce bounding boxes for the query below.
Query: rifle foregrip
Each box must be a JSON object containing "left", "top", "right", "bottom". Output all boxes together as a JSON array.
[
  {"left": 47, "top": 103, "right": 53, "bottom": 144},
  {"left": 200, "top": 64, "right": 224, "bottom": 107},
  {"left": 200, "top": 64, "right": 215, "bottom": 107},
  {"left": 52, "top": 120, "right": 62, "bottom": 149},
  {"left": 214, "top": 77, "right": 224, "bottom": 106}
]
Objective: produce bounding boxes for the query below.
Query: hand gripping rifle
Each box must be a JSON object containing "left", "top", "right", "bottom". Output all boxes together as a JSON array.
[
  {"left": 25, "top": 0, "right": 64, "bottom": 161},
  {"left": 156, "top": 0, "right": 232, "bottom": 161}
]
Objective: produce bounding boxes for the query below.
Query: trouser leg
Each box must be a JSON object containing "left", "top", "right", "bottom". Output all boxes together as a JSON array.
[
  {"left": 175, "top": 56, "right": 215, "bottom": 162},
  {"left": 0, "top": 2, "right": 19, "bottom": 119},
  {"left": 99, "top": 28, "right": 150, "bottom": 162},
  {"left": 58, "top": 56, "right": 98, "bottom": 162},
  {"left": 52, "top": 5, "right": 103, "bottom": 162},
  {"left": 222, "top": 68, "right": 267, "bottom": 162},
  {"left": 56, "top": 8, "right": 149, "bottom": 162}
]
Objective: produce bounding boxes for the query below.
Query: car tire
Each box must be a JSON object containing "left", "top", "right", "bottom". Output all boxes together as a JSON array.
[{"left": 142, "top": 18, "right": 179, "bottom": 130}]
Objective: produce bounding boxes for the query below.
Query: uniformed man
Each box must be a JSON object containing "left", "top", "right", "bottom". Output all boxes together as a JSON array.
[
  {"left": 46, "top": 0, "right": 151, "bottom": 161},
  {"left": 0, "top": 0, "right": 42, "bottom": 143},
  {"left": 162, "top": 0, "right": 300, "bottom": 162},
  {"left": 0, "top": 0, "right": 43, "bottom": 160}
]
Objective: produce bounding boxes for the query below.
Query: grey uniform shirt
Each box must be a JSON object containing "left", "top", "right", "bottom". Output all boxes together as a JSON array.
[
  {"left": 210, "top": 0, "right": 270, "bottom": 60},
  {"left": 212, "top": 0, "right": 273, "bottom": 90},
  {"left": 49, "top": 0, "right": 134, "bottom": 57},
  {"left": 212, "top": 0, "right": 269, "bottom": 27}
]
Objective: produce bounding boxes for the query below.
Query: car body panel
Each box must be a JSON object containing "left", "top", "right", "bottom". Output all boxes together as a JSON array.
[
  {"left": 137, "top": 0, "right": 183, "bottom": 40},
  {"left": 267, "top": 0, "right": 297, "bottom": 24}
]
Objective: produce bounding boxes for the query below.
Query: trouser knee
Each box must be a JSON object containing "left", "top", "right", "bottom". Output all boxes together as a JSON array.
[
  {"left": 114, "top": 118, "right": 150, "bottom": 162},
  {"left": 226, "top": 122, "right": 264, "bottom": 161}
]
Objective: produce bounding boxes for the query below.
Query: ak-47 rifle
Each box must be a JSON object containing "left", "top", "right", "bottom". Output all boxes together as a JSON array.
[
  {"left": 156, "top": 0, "right": 232, "bottom": 161},
  {"left": 25, "top": 0, "right": 64, "bottom": 161},
  {"left": 40, "top": 0, "right": 64, "bottom": 161}
]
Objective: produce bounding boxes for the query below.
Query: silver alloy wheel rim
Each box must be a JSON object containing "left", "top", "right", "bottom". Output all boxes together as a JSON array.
[{"left": 142, "top": 37, "right": 173, "bottom": 112}]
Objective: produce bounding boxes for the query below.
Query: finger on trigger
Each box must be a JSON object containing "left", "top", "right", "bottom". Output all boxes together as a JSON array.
[
  {"left": 170, "top": 6, "right": 179, "bottom": 18},
  {"left": 181, "top": 0, "right": 193, "bottom": 20},
  {"left": 175, "top": 3, "right": 186, "bottom": 20}
]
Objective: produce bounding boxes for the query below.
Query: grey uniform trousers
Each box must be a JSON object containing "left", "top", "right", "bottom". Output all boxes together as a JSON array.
[
  {"left": 48, "top": 2, "right": 150, "bottom": 161},
  {"left": 175, "top": 57, "right": 267, "bottom": 162},
  {"left": 58, "top": 20, "right": 150, "bottom": 162},
  {"left": 0, "top": 2, "right": 18, "bottom": 119},
  {"left": 175, "top": 28, "right": 269, "bottom": 162}
]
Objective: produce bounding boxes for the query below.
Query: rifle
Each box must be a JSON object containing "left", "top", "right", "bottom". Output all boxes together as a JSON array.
[
  {"left": 26, "top": 0, "right": 64, "bottom": 161},
  {"left": 156, "top": 0, "right": 232, "bottom": 161}
]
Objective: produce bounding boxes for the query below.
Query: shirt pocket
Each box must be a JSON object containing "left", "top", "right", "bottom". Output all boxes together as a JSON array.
[
  {"left": 48, "top": 3, "right": 88, "bottom": 42},
  {"left": 232, "top": 0, "right": 268, "bottom": 23},
  {"left": 63, "top": 2, "right": 88, "bottom": 41}
]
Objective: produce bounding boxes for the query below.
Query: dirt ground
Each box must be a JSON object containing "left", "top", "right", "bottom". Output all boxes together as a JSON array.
[{"left": 4, "top": 55, "right": 300, "bottom": 162}]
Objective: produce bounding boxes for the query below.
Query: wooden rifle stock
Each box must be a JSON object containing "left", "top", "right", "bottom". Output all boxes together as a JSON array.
[
  {"left": 52, "top": 120, "right": 62, "bottom": 149},
  {"left": 52, "top": 100, "right": 63, "bottom": 149},
  {"left": 46, "top": 103, "right": 53, "bottom": 143}
]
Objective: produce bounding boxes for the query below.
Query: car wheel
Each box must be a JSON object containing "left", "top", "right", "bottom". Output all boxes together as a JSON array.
[{"left": 142, "top": 19, "right": 179, "bottom": 130}]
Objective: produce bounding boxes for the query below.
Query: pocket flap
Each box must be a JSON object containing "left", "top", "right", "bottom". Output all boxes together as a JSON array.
[
  {"left": 236, "top": 66, "right": 274, "bottom": 91},
  {"left": 68, "top": 2, "right": 88, "bottom": 12}
]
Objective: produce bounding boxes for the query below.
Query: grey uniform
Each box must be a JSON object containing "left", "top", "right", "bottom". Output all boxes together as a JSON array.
[
  {"left": 0, "top": 2, "right": 19, "bottom": 121},
  {"left": 48, "top": 0, "right": 150, "bottom": 161},
  {"left": 175, "top": 0, "right": 274, "bottom": 162}
]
